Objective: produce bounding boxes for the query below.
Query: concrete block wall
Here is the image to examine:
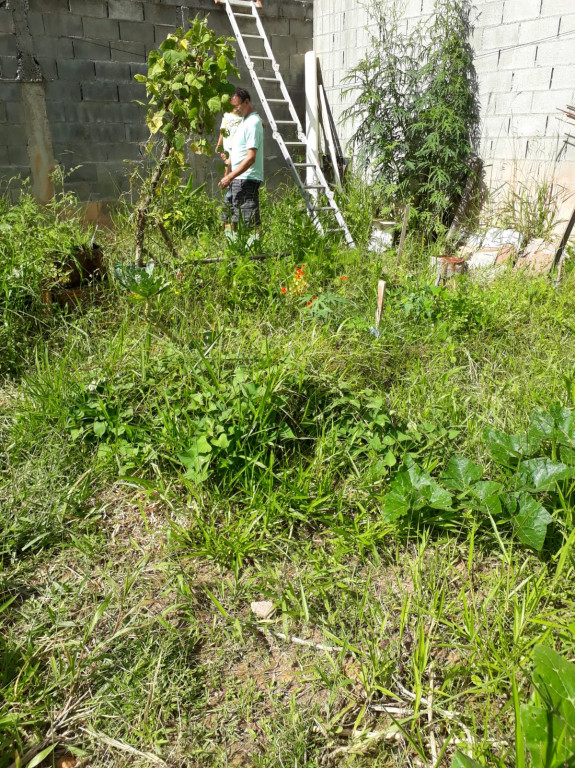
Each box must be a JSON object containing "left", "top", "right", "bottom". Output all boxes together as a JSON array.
[
  {"left": 0, "top": 0, "right": 312, "bottom": 205},
  {"left": 314, "top": 0, "right": 575, "bottom": 215}
]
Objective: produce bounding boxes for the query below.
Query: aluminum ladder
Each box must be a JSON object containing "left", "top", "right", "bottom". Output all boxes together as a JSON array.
[{"left": 216, "top": 0, "right": 355, "bottom": 248}]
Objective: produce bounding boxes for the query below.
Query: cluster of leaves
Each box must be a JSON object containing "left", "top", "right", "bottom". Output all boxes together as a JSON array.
[
  {"left": 344, "top": 0, "right": 480, "bottom": 235},
  {"left": 382, "top": 404, "right": 575, "bottom": 551},
  {"left": 135, "top": 19, "right": 238, "bottom": 168},
  {"left": 395, "top": 278, "right": 489, "bottom": 334},
  {"left": 0, "top": 182, "right": 93, "bottom": 375}
]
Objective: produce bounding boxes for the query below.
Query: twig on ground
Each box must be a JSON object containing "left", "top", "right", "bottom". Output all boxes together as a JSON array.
[
  {"left": 257, "top": 626, "right": 342, "bottom": 652},
  {"left": 81, "top": 728, "right": 167, "bottom": 765}
]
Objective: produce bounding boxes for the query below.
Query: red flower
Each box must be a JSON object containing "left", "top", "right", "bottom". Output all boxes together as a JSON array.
[
  {"left": 301, "top": 264, "right": 306, "bottom": 269},
  {"left": 341, "top": 275, "right": 348, "bottom": 281},
  {"left": 312, "top": 295, "right": 317, "bottom": 300},
  {"left": 177, "top": 272, "right": 183, "bottom": 279},
  {"left": 281, "top": 286, "right": 287, "bottom": 294},
  {"left": 307, "top": 301, "right": 312, "bottom": 306}
]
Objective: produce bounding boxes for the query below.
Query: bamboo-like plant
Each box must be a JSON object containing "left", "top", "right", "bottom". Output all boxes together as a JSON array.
[
  {"left": 343, "top": 0, "right": 480, "bottom": 237},
  {"left": 133, "top": 18, "right": 238, "bottom": 265}
]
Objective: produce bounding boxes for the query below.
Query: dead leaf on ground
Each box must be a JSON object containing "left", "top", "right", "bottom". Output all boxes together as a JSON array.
[{"left": 250, "top": 600, "right": 274, "bottom": 619}]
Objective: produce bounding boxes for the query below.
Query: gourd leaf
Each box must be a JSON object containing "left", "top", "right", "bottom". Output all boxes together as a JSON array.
[
  {"left": 484, "top": 427, "right": 538, "bottom": 465},
  {"left": 520, "top": 645, "right": 575, "bottom": 767},
  {"left": 516, "top": 458, "right": 572, "bottom": 492},
  {"left": 440, "top": 456, "right": 482, "bottom": 491},
  {"left": 509, "top": 493, "right": 552, "bottom": 551}
]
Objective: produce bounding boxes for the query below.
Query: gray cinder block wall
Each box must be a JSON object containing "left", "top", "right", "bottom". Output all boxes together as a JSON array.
[
  {"left": 0, "top": 0, "right": 312, "bottom": 211},
  {"left": 314, "top": 0, "right": 575, "bottom": 218}
]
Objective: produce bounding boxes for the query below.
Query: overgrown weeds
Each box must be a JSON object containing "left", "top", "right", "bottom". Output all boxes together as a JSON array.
[{"left": 1, "top": 179, "right": 575, "bottom": 767}]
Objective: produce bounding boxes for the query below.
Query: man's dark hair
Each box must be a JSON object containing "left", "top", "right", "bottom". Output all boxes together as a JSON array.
[{"left": 234, "top": 87, "right": 251, "bottom": 103}]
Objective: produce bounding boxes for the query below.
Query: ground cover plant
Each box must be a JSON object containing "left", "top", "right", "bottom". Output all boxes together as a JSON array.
[{"left": 1, "top": 172, "right": 575, "bottom": 768}]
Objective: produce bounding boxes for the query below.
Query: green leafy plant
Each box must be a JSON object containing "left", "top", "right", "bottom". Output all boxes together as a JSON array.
[
  {"left": 133, "top": 19, "right": 237, "bottom": 264},
  {"left": 343, "top": 0, "right": 480, "bottom": 236}
]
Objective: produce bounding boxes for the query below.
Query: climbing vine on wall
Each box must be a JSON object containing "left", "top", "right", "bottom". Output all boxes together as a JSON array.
[{"left": 343, "top": 0, "right": 480, "bottom": 236}]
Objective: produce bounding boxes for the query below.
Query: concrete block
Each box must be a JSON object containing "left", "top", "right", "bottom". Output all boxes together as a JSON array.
[
  {"left": 69, "top": 0, "right": 107, "bottom": 18},
  {"left": 494, "top": 90, "right": 532, "bottom": 115},
  {"left": 550, "top": 66, "right": 575, "bottom": 92},
  {"left": 0, "top": 10, "right": 14, "bottom": 34},
  {"left": 0, "top": 34, "right": 17, "bottom": 58},
  {"left": 531, "top": 88, "right": 575, "bottom": 114},
  {"left": 129, "top": 62, "right": 148, "bottom": 78},
  {"left": 46, "top": 100, "right": 67, "bottom": 122},
  {"left": 65, "top": 101, "right": 122, "bottom": 123},
  {"left": 143, "top": 3, "right": 179, "bottom": 25},
  {"left": 278, "top": 0, "right": 313, "bottom": 21},
  {"left": 155, "top": 25, "right": 177, "bottom": 44},
  {"left": 95, "top": 61, "right": 132, "bottom": 81},
  {"left": 482, "top": 23, "right": 520, "bottom": 51},
  {"left": 519, "top": 15, "right": 561, "bottom": 44},
  {"left": 73, "top": 39, "right": 111, "bottom": 61},
  {"left": 510, "top": 113, "right": 550, "bottom": 137},
  {"left": 82, "top": 81, "right": 119, "bottom": 101},
  {"left": 36, "top": 57, "right": 58, "bottom": 81},
  {"left": 57, "top": 59, "right": 95, "bottom": 81},
  {"left": 512, "top": 66, "right": 554, "bottom": 92},
  {"left": 34, "top": 36, "right": 74, "bottom": 59},
  {"left": 107, "top": 139, "right": 142, "bottom": 158},
  {"left": 82, "top": 17, "right": 121, "bottom": 40},
  {"left": 118, "top": 82, "right": 145, "bottom": 102},
  {"left": 536, "top": 39, "right": 575, "bottom": 67},
  {"left": 541, "top": 0, "right": 574, "bottom": 13},
  {"left": 289, "top": 18, "right": 312, "bottom": 39},
  {"left": 121, "top": 102, "right": 146, "bottom": 121},
  {"left": 44, "top": 81, "right": 81, "bottom": 102},
  {"left": 0, "top": 145, "right": 28, "bottom": 165},
  {"left": 119, "top": 21, "right": 155, "bottom": 45},
  {"left": 29, "top": 0, "right": 69, "bottom": 11},
  {"left": 109, "top": 0, "right": 144, "bottom": 21},
  {"left": 0, "top": 82, "right": 21, "bottom": 102},
  {"left": 498, "top": 44, "right": 538, "bottom": 70},
  {"left": 502, "top": 0, "right": 543, "bottom": 23},
  {"left": 0, "top": 102, "right": 6, "bottom": 122},
  {"left": 52, "top": 121, "right": 90, "bottom": 143},
  {"left": 112, "top": 40, "right": 147, "bottom": 62},
  {"left": 68, "top": 163, "right": 100, "bottom": 182},
  {"left": 0, "top": 56, "right": 18, "bottom": 80},
  {"left": 125, "top": 123, "right": 149, "bottom": 142},
  {"left": 477, "top": 3, "right": 504, "bottom": 27},
  {"left": 87, "top": 123, "right": 125, "bottom": 142},
  {"left": 43, "top": 14, "right": 83, "bottom": 38},
  {"left": 0, "top": 125, "right": 27, "bottom": 146}
]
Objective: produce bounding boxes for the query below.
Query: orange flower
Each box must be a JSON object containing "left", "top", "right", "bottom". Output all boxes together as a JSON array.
[
  {"left": 307, "top": 301, "right": 312, "bottom": 306},
  {"left": 312, "top": 295, "right": 317, "bottom": 300},
  {"left": 281, "top": 286, "right": 287, "bottom": 293},
  {"left": 341, "top": 275, "right": 348, "bottom": 281}
]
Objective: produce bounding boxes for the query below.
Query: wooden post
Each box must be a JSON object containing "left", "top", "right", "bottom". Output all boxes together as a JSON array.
[
  {"left": 374, "top": 279, "right": 386, "bottom": 332},
  {"left": 397, "top": 204, "right": 410, "bottom": 263}
]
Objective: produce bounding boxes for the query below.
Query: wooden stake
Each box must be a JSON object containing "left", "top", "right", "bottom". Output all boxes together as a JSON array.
[
  {"left": 374, "top": 279, "right": 386, "bottom": 331},
  {"left": 397, "top": 204, "right": 410, "bottom": 263}
]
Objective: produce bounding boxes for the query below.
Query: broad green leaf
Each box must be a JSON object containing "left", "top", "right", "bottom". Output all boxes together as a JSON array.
[
  {"left": 212, "top": 433, "right": 229, "bottom": 449},
  {"left": 551, "top": 404, "right": 575, "bottom": 447},
  {"left": 207, "top": 95, "right": 221, "bottom": 113},
  {"left": 163, "top": 49, "right": 187, "bottom": 66},
  {"left": 450, "top": 752, "right": 483, "bottom": 768},
  {"left": 516, "top": 458, "right": 572, "bottom": 492},
  {"left": 440, "top": 455, "right": 482, "bottom": 491},
  {"left": 521, "top": 703, "right": 575, "bottom": 768},
  {"left": 484, "top": 427, "right": 538, "bottom": 465},
  {"left": 472, "top": 480, "right": 503, "bottom": 502},
  {"left": 93, "top": 421, "right": 106, "bottom": 437},
  {"left": 510, "top": 493, "right": 552, "bottom": 551},
  {"left": 382, "top": 488, "right": 410, "bottom": 522},
  {"left": 533, "top": 645, "right": 575, "bottom": 728},
  {"left": 529, "top": 408, "right": 556, "bottom": 440},
  {"left": 217, "top": 54, "right": 228, "bottom": 70}
]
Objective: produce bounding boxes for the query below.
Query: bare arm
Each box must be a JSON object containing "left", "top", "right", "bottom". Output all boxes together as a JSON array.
[{"left": 218, "top": 148, "right": 256, "bottom": 188}]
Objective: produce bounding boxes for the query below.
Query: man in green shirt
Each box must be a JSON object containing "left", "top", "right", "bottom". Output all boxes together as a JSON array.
[{"left": 218, "top": 87, "right": 264, "bottom": 229}]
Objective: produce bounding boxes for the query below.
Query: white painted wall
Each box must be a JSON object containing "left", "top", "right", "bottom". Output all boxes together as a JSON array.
[{"left": 314, "top": 0, "right": 575, "bottom": 215}]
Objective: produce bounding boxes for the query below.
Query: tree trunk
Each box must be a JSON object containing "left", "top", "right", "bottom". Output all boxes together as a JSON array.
[{"left": 135, "top": 141, "right": 171, "bottom": 267}]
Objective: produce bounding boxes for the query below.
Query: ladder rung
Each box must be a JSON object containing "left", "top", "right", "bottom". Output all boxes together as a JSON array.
[
  {"left": 234, "top": 12, "right": 254, "bottom": 17},
  {"left": 268, "top": 98, "right": 288, "bottom": 103},
  {"left": 284, "top": 141, "right": 306, "bottom": 145},
  {"left": 305, "top": 185, "right": 325, "bottom": 189},
  {"left": 311, "top": 206, "right": 334, "bottom": 211},
  {"left": 250, "top": 55, "right": 272, "bottom": 60},
  {"left": 259, "top": 77, "right": 279, "bottom": 81},
  {"left": 326, "top": 228, "right": 344, "bottom": 232},
  {"left": 275, "top": 120, "right": 297, "bottom": 124},
  {"left": 228, "top": 0, "right": 256, "bottom": 5},
  {"left": 243, "top": 34, "right": 262, "bottom": 38},
  {"left": 294, "top": 163, "right": 316, "bottom": 167}
]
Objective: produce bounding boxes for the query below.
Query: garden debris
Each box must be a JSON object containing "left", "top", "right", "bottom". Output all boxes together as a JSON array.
[
  {"left": 461, "top": 227, "right": 523, "bottom": 272},
  {"left": 368, "top": 219, "right": 394, "bottom": 253},
  {"left": 42, "top": 242, "right": 106, "bottom": 309},
  {"left": 514, "top": 238, "right": 555, "bottom": 274},
  {"left": 250, "top": 600, "right": 274, "bottom": 619},
  {"left": 431, "top": 255, "right": 467, "bottom": 285}
]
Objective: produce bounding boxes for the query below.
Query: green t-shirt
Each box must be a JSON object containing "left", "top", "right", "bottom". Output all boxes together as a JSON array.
[{"left": 230, "top": 111, "right": 264, "bottom": 182}]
